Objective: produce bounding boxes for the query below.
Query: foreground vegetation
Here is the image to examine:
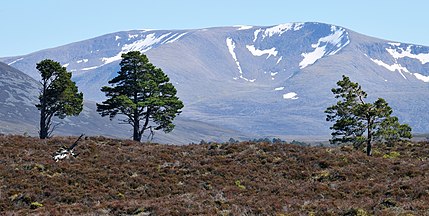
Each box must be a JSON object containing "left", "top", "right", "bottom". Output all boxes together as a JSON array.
[{"left": 1, "top": 135, "right": 429, "bottom": 215}]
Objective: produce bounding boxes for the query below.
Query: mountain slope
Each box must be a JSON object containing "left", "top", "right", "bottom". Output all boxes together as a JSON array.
[
  {"left": 0, "top": 62, "right": 126, "bottom": 137},
  {"left": 1, "top": 22, "right": 429, "bottom": 138},
  {"left": 0, "top": 62, "right": 40, "bottom": 133}
]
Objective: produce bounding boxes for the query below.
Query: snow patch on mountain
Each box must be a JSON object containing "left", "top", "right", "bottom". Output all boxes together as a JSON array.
[
  {"left": 162, "top": 33, "right": 179, "bottom": 44},
  {"left": 128, "top": 34, "right": 139, "bottom": 40},
  {"left": 115, "top": 36, "right": 121, "bottom": 41},
  {"left": 234, "top": 25, "right": 253, "bottom": 30},
  {"left": 71, "top": 32, "right": 189, "bottom": 74},
  {"left": 274, "top": 87, "right": 284, "bottom": 91},
  {"left": 368, "top": 56, "right": 429, "bottom": 82},
  {"left": 123, "top": 33, "right": 171, "bottom": 52},
  {"left": 102, "top": 33, "right": 171, "bottom": 64},
  {"left": 270, "top": 71, "right": 278, "bottom": 80},
  {"left": 62, "top": 63, "right": 70, "bottom": 68},
  {"left": 262, "top": 23, "right": 304, "bottom": 39},
  {"left": 252, "top": 23, "right": 304, "bottom": 42},
  {"left": 7, "top": 58, "right": 24, "bottom": 66},
  {"left": 253, "top": 29, "right": 262, "bottom": 42},
  {"left": 226, "top": 38, "right": 255, "bottom": 82},
  {"left": 81, "top": 65, "right": 102, "bottom": 71},
  {"left": 283, "top": 92, "right": 298, "bottom": 100},
  {"left": 77, "top": 59, "right": 89, "bottom": 63},
  {"left": 369, "top": 58, "right": 408, "bottom": 79},
  {"left": 276, "top": 56, "right": 283, "bottom": 64},
  {"left": 246, "top": 45, "right": 278, "bottom": 59},
  {"left": 100, "top": 55, "right": 119, "bottom": 65},
  {"left": 388, "top": 42, "right": 401, "bottom": 46},
  {"left": 414, "top": 73, "right": 429, "bottom": 82},
  {"left": 165, "top": 32, "right": 188, "bottom": 44},
  {"left": 299, "top": 26, "right": 350, "bottom": 69},
  {"left": 300, "top": 46, "right": 326, "bottom": 69},
  {"left": 386, "top": 44, "right": 429, "bottom": 64}
]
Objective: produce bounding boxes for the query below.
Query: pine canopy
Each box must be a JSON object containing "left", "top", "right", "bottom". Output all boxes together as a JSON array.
[
  {"left": 36, "top": 59, "right": 83, "bottom": 139},
  {"left": 97, "top": 51, "right": 184, "bottom": 142},
  {"left": 325, "top": 75, "right": 411, "bottom": 156}
]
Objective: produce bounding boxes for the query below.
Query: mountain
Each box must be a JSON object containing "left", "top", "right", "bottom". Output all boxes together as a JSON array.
[{"left": 1, "top": 22, "right": 429, "bottom": 140}]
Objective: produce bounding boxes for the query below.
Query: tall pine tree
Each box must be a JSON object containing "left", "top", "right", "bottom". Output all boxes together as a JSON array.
[
  {"left": 325, "top": 75, "right": 412, "bottom": 156},
  {"left": 36, "top": 59, "right": 83, "bottom": 139},
  {"left": 97, "top": 51, "right": 184, "bottom": 142}
]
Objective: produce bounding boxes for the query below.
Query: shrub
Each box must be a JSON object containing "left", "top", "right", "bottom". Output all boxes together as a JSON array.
[{"left": 383, "top": 151, "right": 400, "bottom": 159}]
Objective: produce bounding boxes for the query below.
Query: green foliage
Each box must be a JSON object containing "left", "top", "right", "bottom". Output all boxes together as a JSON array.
[
  {"left": 375, "top": 116, "right": 412, "bottom": 146},
  {"left": 235, "top": 180, "right": 246, "bottom": 190},
  {"left": 97, "top": 51, "right": 184, "bottom": 142},
  {"left": 36, "top": 59, "right": 83, "bottom": 139},
  {"left": 325, "top": 75, "right": 412, "bottom": 156},
  {"left": 383, "top": 151, "right": 400, "bottom": 159},
  {"left": 30, "top": 201, "right": 44, "bottom": 209},
  {"left": 312, "top": 170, "right": 331, "bottom": 181},
  {"left": 116, "top": 192, "right": 125, "bottom": 199}
]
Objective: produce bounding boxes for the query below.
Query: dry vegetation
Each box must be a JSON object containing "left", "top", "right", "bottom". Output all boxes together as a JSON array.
[{"left": 1, "top": 135, "right": 429, "bottom": 215}]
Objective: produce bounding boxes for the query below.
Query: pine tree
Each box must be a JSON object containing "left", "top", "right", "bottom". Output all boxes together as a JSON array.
[
  {"left": 36, "top": 59, "right": 83, "bottom": 139},
  {"left": 325, "top": 75, "right": 412, "bottom": 156},
  {"left": 97, "top": 51, "right": 184, "bottom": 142}
]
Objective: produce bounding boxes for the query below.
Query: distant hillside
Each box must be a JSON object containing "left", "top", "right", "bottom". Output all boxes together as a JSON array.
[
  {"left": 1, "top": 135, "right": 429, "bottom": 215},
  {"left": 0, "top": 62, "right": 40, "bottom": 133}
]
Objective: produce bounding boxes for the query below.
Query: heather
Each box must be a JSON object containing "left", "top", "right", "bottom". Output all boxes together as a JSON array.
[{"left": 1, "top": 135, "right": 429, "bottom": 215}]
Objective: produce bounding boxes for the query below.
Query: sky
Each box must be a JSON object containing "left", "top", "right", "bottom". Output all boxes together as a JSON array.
[{"left": 0, "top": 0, "right": 428, "bottom": 57}]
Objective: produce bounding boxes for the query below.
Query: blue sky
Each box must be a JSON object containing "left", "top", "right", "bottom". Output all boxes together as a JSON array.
[{"left": 0, "top": 0, "right": 427, "bottom": 57}]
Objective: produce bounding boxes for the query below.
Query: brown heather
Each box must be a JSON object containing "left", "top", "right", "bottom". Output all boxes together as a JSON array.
[{"left": 1, "top": 135, "right": 429, "bottom": 215}]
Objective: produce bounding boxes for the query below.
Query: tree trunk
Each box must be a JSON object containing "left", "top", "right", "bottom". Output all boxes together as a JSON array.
[
  {"left": 366, "top": 136, "right": 372, "bottom": 156},
  {"left": 366, "top": 118, "right": 372, "bottom": 156},
  {"left": 39, "top": 81, "right": 48, "bottom": 139},
  {"left": 133, "top": 121, "right": 140, "bottom": 141},
  {"left": 139, "top": 110, "right": 151, "bottom": 142},
  {"left": 39, "top": 110, "right": 47, "bottom": 139},
  {"left": 133, "top": 112, "right": 141, "bottom": 141},
  {"left": 132, "top": 87, "right": 141, "bottom": 142}
]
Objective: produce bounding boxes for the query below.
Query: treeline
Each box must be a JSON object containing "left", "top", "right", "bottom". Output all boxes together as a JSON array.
[{"left": 199, "top": 137, "right": 326, "bottom": 147}]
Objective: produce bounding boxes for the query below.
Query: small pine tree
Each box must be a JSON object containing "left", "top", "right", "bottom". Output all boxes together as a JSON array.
[
  {"left": 36, "top": 59, "right": 83, "bottom": 139},
  {"left": 97, "top": 51, "right": 184, "bottom": 142},
  {"left": 325, "top": 75, "right": 411, "bottom": 156}
]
